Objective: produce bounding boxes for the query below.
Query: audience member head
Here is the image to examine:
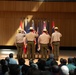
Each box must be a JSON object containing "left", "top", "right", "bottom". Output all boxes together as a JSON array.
[
  {"left": 0, "top": 59, "right": 6, "bottom": 65},
  {"left": 21, "top": 65, "right": 30, "bottom": 75},
  {"left": 51, "top": 65, "right": 60, "bottom": 73},
  {"left": 63, "top": 59, "right": 67, "bottom": 65},
  {"left": 50, "top": 60, "right": 58, "bottom": 67},
  {"left": 49, "top": 53, "right": 54, "bottom": 59},
  {"left": 9, "top": 64, "right": 20, "bottom": 75},
  {"left": 60, "top": 58, "right": 64, "bottom": 63},
  {"left": 9, "top": 53, "right": 13, "bottom": 58},
  {"left": 60, "top": 58, "right": 67, "bottom": 65},
  {"left": 60, "top": 65, "right": 69, "bottom": 75},
  {"left": 5, "top": 57, "right": 9, "bottom": 65},
  {"left": 18, "top": 58, "right": 25, "bottom": 65},
  {"left": 37, "top": 59, "right": 46, "bottom": 71},
  {"left": 31, "top": 63, "right": 38, "bottom": 70},
  {"left": 68, "top": 57, "right": 73, "bottom": 64},
  {"left": 72, "top": 57, "right": 76, "bottom": 66},
  {"left": 5, "top": 57, "right": 9, "bottom": 62},
  {"left": 0, "top": 59, "right": 8, "bottom": 74}
]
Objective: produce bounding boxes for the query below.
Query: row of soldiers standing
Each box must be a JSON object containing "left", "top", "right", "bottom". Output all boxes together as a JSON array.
[{"left": 15, "top": 26, "right": 62, "bottom": 61}]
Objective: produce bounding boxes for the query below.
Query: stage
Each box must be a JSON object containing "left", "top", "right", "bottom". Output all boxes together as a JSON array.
[{"left": 0, "top": 49, "right": 76, "bottom": 65}]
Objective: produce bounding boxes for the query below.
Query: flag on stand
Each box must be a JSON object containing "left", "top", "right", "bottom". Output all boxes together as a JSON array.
[
  {"left": 23, "top": 19, "right": 27, "bottom": 54},
  {"left": 32, "top": 20, "right": 35, "bottom": 30},
  {"left": 23, "top": 46, "right": 27, "bottom": 53},
  {"left": 37, "top": 20, "right": 40, "bottom": 52},
  {"left": 24, "top": 18, "right": 30, "bottom": 33},
  {"left": 52, "top": 21, "right": 55, "bottom": 33},
  {"left": 37, "top": 20, "right": 43, "bottom": 35},
  {"left": 43, "top": 21, "right": 46, "bottom": 29},
  {"left": 19, "top": 20, "right": 23, "bottom": 30},
  {"left": 37, "top": 25, "right": 39, "bottom": 34},
  {"left": 37, "top": 20, "right": 40, "bottom": 35},
  {"left": 24, "top": 19, "right": 26, "bottom": 32},
  {"left": 47, "top": 20, "right": 50, "bottom": 34},
  {"left": 51, "top": 21, "right": 55, "bottom": 51}
]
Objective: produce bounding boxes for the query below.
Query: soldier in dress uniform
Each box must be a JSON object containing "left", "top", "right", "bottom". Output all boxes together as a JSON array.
[
  {"left": 15, "top": 29, "right": 25, "bottom": 59},
  {"left": 25, "top": 27, "right": 38, "bottom": 60},
  {"left": 51, "top": 27, "right": 62, "bottom": 60},
  {"left": 38, "top": 28, "right": 51, "bottom": 59}
]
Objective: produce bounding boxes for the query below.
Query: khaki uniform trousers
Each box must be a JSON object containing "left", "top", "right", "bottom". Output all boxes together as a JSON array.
[
  {"left": 40, "top": 44, "right": 48, "bottom": 59},
  {"left": 27, "top": 41, "right": 35, "bottom": 59},
  {"left": 52, "top": 42, "right": 60, "bottom": 60},
  {"left": 16, "top": 43, "right": 24, "bottom": 59}
]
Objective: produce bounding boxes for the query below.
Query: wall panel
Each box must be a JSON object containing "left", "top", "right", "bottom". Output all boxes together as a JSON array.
[
  {"left": 0, "top": 1, "right": 76, "bottom": 47},
  {"left": 0, "top": 12, "right": 76, "bottom": 46},
  {"left": 0, "top": 1, "right": 76, "bottom": 12}
]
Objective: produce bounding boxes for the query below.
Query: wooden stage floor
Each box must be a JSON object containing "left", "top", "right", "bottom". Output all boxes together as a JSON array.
[{"left": 0, "top": 49, "right": 76, "bottom": 65}]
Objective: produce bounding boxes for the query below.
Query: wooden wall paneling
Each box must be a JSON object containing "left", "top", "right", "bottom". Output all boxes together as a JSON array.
[
  {"left": 0, "top": 1, "right": 76, "bottom": 12},
  {"left": 71, "top": 18, "right": 76, "bottom": 46},
  {"left": 0, "top": 18, "right": 4, "bottom": 45},
  {"left": 0, "top": 4, "right": 76, "bottom": 46},
  {"left": 15, "top": 1, "right": 24, "bottom": 11},
  {"left": 37, "top": 2, "right": 45, "bottom": 12},
  {"left": 30, "top": 2, "right": 39, "bottom": 12},
  {"left": 45, "top": 2, "right": 60, "bottom": 12},
  {"left": 22, "top": 1, "right": 31, "bottom": 11},
  {"left": 3, "top": 1, "right": 16, "bottom": 11}
]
